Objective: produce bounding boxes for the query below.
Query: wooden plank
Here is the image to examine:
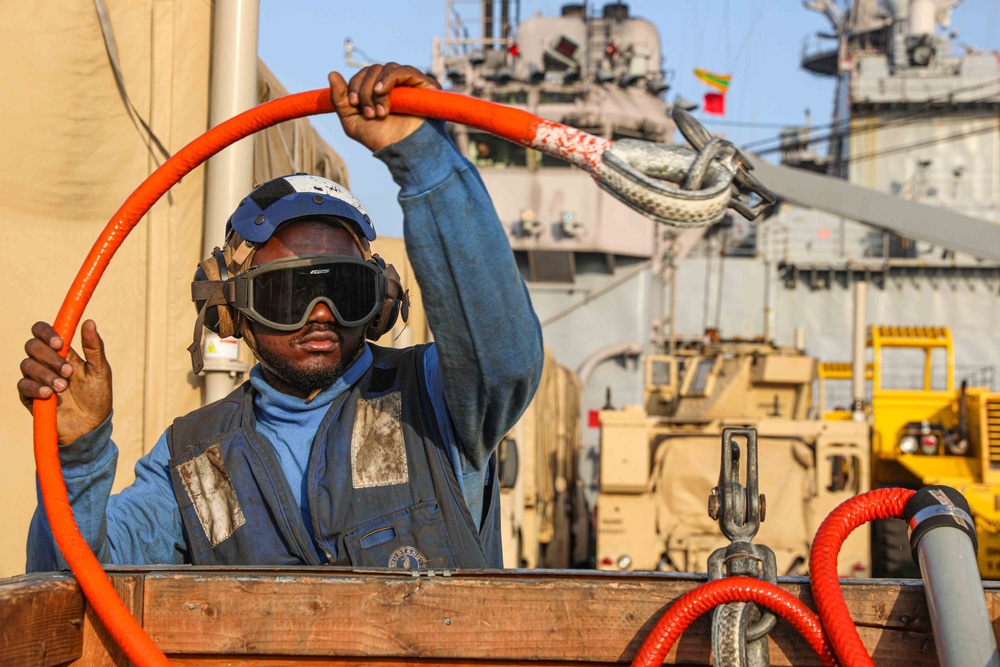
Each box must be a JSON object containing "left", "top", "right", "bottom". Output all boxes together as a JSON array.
[
  {"left": 139, "top": 570, "right": 982, "bottom": 666},
  {"left": 68, "top": 572, "right": 144, "bottom": 667},
  {"left": 193, "top": 660, "right": 724, "bottom": 666},
  {"left": 0, "top": 573, "right": 85, "bottom": 667},
  {"left": 3, "top": 569, "right": 991, "bottom": 665}
]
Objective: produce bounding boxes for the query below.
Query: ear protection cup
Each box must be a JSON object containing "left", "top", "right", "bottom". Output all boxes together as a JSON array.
[
  {"left": 366, "top": 254, "right": 410, "bottom": 341},
  {"left": 189, "top": 248, "right": 249, "bottom": 374},
  {"left": 192, "top": 249, "right": 241, "bottom": 338}
]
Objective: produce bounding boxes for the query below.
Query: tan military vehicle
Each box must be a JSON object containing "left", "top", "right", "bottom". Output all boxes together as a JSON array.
[
  {"left": 499, "top": 347, "right": 590, "bottom": 569},
  {"left": 595, "top": 337, "right": 871, "bottom": 577}
]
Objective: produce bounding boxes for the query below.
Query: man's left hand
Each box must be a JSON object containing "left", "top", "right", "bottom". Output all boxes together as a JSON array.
[{"left": 329, "top": 63, "right": 442, "bottom": 153}]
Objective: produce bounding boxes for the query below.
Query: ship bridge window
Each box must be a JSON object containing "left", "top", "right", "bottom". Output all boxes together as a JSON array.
[
  {"left": 492, "top": 91, "right": 528, "bottom": 105},
  {"left": 469, "top": 132, "right": 527, "bottom": 168},
  {"left": 539, "top": 91, "right": 580, "bottom": 104},
  {"left": 544, "top": 35, "right": 581, "bottom": 72}
]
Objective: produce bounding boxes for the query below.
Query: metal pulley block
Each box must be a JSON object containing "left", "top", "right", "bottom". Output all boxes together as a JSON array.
[{"left": 594, "top": 109, "right": 776, "bottom": 227}]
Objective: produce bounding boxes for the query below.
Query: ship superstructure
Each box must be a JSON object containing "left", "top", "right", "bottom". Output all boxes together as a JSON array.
[
  {"left": 785, "top": 0, "right": 999, "bottom": 261},
  {"left": 433, "top": 1, "right": 675, "bottom": 271},
  {"left": 432, "top": 2, "right": 699, "bottom": 492},
  {"left": 753, "top": 0, "right": 1000, "bottom": 405},
  {"left": 432, "top": 1, "right": 1000, "bottom": 508}
]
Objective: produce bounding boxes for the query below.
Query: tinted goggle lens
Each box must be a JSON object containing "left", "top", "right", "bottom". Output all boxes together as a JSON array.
[{"left": 237, "top": 256, "right": 382, "bottom": 329}]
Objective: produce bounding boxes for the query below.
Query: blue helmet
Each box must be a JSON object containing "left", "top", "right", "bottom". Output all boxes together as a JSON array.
[{"left": 226, "top": 173, "right": 376, "bottom": 246}]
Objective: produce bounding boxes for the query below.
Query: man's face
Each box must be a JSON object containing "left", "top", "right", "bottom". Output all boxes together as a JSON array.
[{"left": 247, "top": 218, "right": 368, "bottom": 398}]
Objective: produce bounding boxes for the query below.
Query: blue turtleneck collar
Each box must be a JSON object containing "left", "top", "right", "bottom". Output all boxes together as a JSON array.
[{"left": 248, "top": 343, "right": 374, "bottom": 414}]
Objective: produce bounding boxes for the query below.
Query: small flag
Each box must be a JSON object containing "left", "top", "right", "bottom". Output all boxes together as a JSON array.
[
  {"left": 694, "top": 68, "right": 731, "bottom": 93},
  {"left": 703, "top": 92, "right": 725, "bottom": 115}
]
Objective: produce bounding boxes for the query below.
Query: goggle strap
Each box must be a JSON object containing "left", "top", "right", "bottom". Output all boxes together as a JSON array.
[
  {"left": 191, "top": 279, "right": 226, "bottom": 302},
  {"left": 188, "top": 298, "right": 211, "bottom": 375},
  {"left": 189, "top": 281, "right": 241, "bottom": 374}
]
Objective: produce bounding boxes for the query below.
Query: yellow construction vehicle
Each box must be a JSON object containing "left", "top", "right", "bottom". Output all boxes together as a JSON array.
[
  {"left": 596, "top": 338, "right": 871, "bottom": 577},
  {"left": 819, "top": 325, "right": 1000, "bottom": 579}
]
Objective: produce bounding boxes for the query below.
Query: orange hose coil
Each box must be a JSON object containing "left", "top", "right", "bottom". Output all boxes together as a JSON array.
[{"left": 34, "top": 86, "right": 614, "bottom": 666}]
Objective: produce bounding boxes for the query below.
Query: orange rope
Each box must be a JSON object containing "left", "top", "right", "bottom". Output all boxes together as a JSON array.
[{"left": 35, "top": 88, "right": 333, "bottom": 667}]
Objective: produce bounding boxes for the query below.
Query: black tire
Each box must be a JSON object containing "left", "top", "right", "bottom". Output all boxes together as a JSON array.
[
  {"left": 871, "top": 517, "right": 921, "bottom": 579},
  {"left": 570, "top": 483, "right": 592, "bottom": 568},
  {"left": 541, "top": 490, "right": 571, "bottom": 569},
  {"left": 497, "top": 438, "right": 518, "bottom": 489}
]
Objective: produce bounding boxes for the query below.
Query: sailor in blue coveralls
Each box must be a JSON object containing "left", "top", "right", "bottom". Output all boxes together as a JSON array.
[{"left": 19, "top": 64, "right": 544, "bottom": 570}]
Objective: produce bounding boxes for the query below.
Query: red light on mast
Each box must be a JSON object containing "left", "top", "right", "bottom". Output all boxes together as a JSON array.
[
  {"left": 605, "top": 43, "right": 618, "bottom": 57},
  {"left": 509, "top": 43, "right": 520, "bottom": 58}
]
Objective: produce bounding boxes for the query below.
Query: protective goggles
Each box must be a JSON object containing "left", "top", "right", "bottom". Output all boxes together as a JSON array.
[{"left": 228, "top": 254, "right": 385, "bottom": 331}]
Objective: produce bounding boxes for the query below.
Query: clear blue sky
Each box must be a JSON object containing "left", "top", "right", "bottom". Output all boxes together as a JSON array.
[{"left": 258, "top": 0, "right": 1000, "bottom": 238}]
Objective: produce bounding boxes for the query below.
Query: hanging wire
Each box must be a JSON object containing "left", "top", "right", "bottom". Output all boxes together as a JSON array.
[
  {"left": 836, "top": 122, "right": 998, "bottom": 166},
  {"left": 739, "top": 77, "right": 1000, "bottom": 154}
]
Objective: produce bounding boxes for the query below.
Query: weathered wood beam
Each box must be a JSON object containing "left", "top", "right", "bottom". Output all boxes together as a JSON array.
[
  {"left": 5, "top": 569, "right": 997, "bottom": 666},
  {"left": 140, "top": 570, "right": 967, "bottom": 666},
  {"left": 0, "top": 573, "right": 85, "bottom": 667}
]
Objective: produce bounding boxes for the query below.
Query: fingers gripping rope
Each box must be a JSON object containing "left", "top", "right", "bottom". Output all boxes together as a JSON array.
[{"left": 37, "top": 86, "right": 777, "bottom": 666}]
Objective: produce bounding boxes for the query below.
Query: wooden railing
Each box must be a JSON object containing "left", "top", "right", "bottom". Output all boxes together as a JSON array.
[{"left": 3, "top": 567, "right": 998, "bottom": 666}]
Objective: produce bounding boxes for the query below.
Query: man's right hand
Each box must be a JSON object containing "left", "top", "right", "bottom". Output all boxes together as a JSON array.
[{"left": 18, "top": 320, "right": 113, "bottom": 445}]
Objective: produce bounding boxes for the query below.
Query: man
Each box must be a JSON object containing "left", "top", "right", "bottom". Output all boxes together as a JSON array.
[{"left": 19, "top": 64, "right": 543, "bottom": 570}]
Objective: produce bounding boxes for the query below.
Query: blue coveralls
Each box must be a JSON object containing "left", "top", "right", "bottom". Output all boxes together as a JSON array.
[{"left": 26, "top": 120, "right": 544, "bottom": 570}]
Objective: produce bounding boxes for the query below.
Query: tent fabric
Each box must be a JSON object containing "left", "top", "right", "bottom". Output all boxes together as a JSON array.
[{"left": 0, "top": 0, "right": 351, "bottom": 577}]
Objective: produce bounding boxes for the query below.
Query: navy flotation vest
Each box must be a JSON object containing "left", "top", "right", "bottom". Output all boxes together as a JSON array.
[{"left": 166, "top": 344, "right": 501, "bottom": 568}]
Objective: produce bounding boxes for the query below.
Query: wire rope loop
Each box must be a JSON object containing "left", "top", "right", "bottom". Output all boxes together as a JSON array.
[
  {"left": 596, "top": 139, "right": 738, "bottom": 227},
  {"left": 671, "top": 108, "right": 777, "bottom": 222},
  {"left": 713, "top": 602, "right": 771, "bottom": 667}
]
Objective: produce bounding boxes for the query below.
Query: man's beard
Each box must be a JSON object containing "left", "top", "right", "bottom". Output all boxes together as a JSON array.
[{"left": 252, "top": 325, "right": 364, "bottom": 393}]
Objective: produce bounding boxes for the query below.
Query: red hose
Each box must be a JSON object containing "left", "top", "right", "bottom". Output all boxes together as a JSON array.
[
  {"left": 34, "top": 86, "right": 615, "bottom": 666},
  {"left": 809, "top": 487, "right": 916, "bottom": 667},
  {"left": 630, "top": 576, "right": 838, "bottom": 667},
  {"left": 632, "top": 488, "right": 918, "bottom": 667}
]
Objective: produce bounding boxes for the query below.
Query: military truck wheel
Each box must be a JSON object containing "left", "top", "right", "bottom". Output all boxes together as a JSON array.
[
  {"left": 871, "top": 517, "right": 921, "bottom": 579},
  {"left": 570, "top": 483, "right": 592, "bottom": 568}
]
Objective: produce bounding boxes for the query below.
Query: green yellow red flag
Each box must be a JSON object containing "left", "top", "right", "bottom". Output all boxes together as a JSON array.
[{"left": 694, "top": 68, "right": 731, "bottom": 93}]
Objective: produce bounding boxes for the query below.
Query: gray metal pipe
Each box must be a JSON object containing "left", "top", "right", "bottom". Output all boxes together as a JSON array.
[
  {"left": 203, "top": 0, "right": 259, "bottom": 256},
  {"left": 916, "top": 529, "right": 999, "bottom": 667},
  {"left": 577, "top": 342, "right": 643, "bottom": 386},
  {"left": 906, "top": 487, "right": 1000, "bottom": 667},
  {"left": 201, "top": 0, "right": 258, "bottom": 404},
  {"left": 851, "top": 281, "right": 867, "bottom": 417}
]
